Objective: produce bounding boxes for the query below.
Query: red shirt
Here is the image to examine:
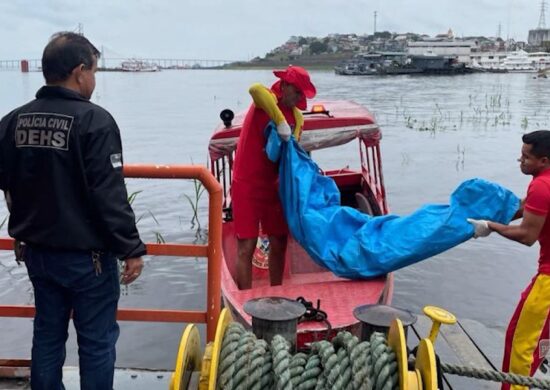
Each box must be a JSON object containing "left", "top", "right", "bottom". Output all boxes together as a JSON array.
[
  {"left": 524, "top": 168, "right": 550, "bottom": 274},
  {"left": 232, "top": 102, "right": 296, "bottom": 200}
]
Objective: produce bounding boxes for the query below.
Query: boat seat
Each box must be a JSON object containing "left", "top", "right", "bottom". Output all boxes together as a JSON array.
[{"left": 355, "top": 192, "right": 374, "bottom": 216}]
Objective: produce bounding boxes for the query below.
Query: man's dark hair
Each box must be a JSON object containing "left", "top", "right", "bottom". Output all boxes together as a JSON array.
[
  {"left": 523, "top": 130, "right": 550, "bottom": 159},
  {"left": 42, "top": 32, "right": 100, "bottom": 83}
]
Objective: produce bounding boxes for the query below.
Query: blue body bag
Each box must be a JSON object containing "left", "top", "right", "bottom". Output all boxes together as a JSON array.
[{"left": 265, "top": 124, "right": 520, "bottom": 279}]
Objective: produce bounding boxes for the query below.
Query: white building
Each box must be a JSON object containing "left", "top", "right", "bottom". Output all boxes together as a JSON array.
[
  {"left": 407, "top": 40, "right": 479, "bottom": 63},
  {"left": 528, "top": 29, "right": 550, "bottom": 46}
]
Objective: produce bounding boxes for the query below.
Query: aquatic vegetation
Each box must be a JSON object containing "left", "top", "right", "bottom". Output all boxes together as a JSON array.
[
  {"left": 127, "top": 189, "right": 142, "bottom": 206},
  {"left": 183, "top": 178, "right": 206, "bottom": 230},
  {"left": 456, "top": 144, "right": 465, "bottom": 171},
  {"left": 153, "top": 231, "right": 165, "bottom": 244},
  {"left": 394, "top": 89, "right": 530, "bottom": 133},
  {"left": 521, "top": 117, "right": 529, "bottom": 130},
  {"left": 127, "top": 188, "right": 165, "bottom": 244},
  {"left": 405, "top": 115, "right": 415, "bottom": 129},
  {"left": 418, "top": 116, "right": 445, "bottom": 133}
]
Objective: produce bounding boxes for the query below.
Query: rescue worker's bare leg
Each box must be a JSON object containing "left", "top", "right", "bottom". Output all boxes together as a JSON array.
[
  {"left": 236, "top": 238, "right": 256, "bottom": 290},
  {"left": 268, "top": 235, "right": 287, "bottom": 286}
]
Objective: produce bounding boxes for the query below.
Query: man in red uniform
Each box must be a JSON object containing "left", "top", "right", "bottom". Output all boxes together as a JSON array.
[
  {"left": 231, "top": 66, "right": 316, "bottom": 290},
  {"left": 469, "top": 130, "right": 550, "bottom": 390}
]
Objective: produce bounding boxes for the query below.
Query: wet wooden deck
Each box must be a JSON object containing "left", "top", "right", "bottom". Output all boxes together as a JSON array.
[{"left": 409, "top": 314, "right": 504, "bottom": 389}]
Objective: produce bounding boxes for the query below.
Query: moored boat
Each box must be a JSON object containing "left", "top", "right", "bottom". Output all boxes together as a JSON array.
[
  {"left": 208, "top": 100, "right": 393, "bottom": 348},
  {"left": 472, "top": 50, "right": 550, "bottom": 73},
  {"left": 120, "top": 59, "right": 159, "bottom": 72}
]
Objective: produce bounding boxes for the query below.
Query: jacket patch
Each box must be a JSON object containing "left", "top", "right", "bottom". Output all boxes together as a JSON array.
[
  {"left": 110, "top": 153, "right": 122, "bottom": 168},
  {"left": 15, "top": 113, "right": 73, "bottom": 151}
]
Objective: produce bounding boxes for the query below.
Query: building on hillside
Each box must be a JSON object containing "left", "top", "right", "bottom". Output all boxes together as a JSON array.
[
  {"left": 407, "top": 40, "right": 479, "bottom": 63},
  {"left": 435, "top": 28, "right": 454, "bottom": 40},
  {"left": 290, "top": 47, "right": 303, "bottom": 56}
]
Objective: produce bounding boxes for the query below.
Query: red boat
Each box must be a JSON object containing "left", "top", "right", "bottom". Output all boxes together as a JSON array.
[{"left": 208, "top": 100, "right": 393, "bottom": 347}]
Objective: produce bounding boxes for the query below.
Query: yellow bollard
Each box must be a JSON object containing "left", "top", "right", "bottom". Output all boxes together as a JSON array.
[
  {"left": 423, "top": 306, "right": 457, "bottom": 344},
  {"left": 198, "top": 308, "right": 232, "bottom": 390},
  {"left": 415, "top": 338, "right": 438, "bottom": 390},
  {"left": 388, "top": 318, "right": 424, "bottom": 390},
  {"left": 170, "top": 324, "right": 202, "bottom": 390}
]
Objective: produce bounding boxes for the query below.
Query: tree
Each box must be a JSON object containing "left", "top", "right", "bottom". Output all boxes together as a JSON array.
[
  {"left": 310, "top": 41, "right": 328, "bottom": 55},
  {"left": 298, "top": 37, "right": 308, "bottom": 45},
  {"left": 373, "top": 31, "right": 392, "bottom": 39}
]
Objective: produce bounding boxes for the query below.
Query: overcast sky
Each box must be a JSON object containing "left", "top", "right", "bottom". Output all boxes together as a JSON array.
[{"left": 0, "top": 0, "right": 543, "bottom": 61}]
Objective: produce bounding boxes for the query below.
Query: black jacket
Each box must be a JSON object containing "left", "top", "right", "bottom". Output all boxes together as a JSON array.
[{"left": 0, "top": 86, "right": 146, "bottom": 260}]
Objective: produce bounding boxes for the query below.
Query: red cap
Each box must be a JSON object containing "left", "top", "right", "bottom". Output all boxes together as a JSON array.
[{"left": 271, "top": 65, "right": 316, "bottom": 110}]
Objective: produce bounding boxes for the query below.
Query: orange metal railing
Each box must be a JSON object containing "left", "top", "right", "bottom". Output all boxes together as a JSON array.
[{"left": 0, "top": 164, "right": 223, "bottom": 344}]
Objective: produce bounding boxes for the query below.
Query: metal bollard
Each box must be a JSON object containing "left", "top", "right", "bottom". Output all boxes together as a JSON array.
[
  {"left": 353, "top": 304, "right": 417, "bottom": 341},
  {"left": 243, "top": 296, "right": 306, "bottom": 352}
]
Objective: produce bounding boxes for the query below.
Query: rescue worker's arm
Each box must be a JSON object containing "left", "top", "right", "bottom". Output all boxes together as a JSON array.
[
  {"left": 249, "top": 83, "right": 291, "bottom": 140},
  {"left": 488, "top": 210, "right": 546, "bottom": 246},
  {"left": 82, "top": 110, "right": 147, "bottom": 262},
  {"left": 511, "top": 198, "right": 525, "bottom": 220},
  {"left": 248, "top": 83, "right": 305, "bottom": 140},
  {"left": 292, "top": 108, "right": 304, "bottom": 140},
  {"left": 249, "top": 83, "right": 286, "bottom": 125}
]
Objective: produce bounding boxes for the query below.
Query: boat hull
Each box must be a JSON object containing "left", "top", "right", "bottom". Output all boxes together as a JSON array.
[{"left": 220, "top": 221, "right": 393, "bottom": 349}]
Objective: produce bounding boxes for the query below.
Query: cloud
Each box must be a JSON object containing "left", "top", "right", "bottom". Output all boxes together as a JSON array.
[{"left": 0, "top": 0, "right": 541, "bottom": 61}]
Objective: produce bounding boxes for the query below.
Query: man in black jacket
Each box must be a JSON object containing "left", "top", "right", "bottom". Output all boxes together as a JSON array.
[{"left": 0, "top": 32, "right": 146, "bottom": 390}]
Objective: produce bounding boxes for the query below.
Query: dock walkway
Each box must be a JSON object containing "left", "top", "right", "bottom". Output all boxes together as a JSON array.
[
  {"left": 3, "top": 315, "right": 547, "bottom": 389},
  {"left": 0, "top": 367, "right": 172, "bottom": 389},
  {"left": 410, "top": 314, "right": 504, "bottom": 389}
]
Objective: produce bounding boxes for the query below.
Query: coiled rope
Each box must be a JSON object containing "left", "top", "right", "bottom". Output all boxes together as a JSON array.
[
  {"left": 216, "top": 322, "right": 550, "bottom": 389},
  {"left": 216, "top": 322, "right": 398, "bottom": 390}
]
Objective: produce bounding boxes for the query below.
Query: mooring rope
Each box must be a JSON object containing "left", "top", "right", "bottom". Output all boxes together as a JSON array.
[
  {"left": 216, "top": 323, "right": 398, "bottom": 390},
  {"left": 440, "top": 362, "right": 550, "bottom": 389},
  {"left": 216, "top": 322, "right": 550, "bottom": 389}
]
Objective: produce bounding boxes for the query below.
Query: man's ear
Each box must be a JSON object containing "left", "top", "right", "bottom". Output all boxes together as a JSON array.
[{"left": 72, "top": 64, "right": 85, "bottom": 83}]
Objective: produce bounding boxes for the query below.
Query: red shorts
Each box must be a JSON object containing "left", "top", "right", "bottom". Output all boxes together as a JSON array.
[{"left": 231, "top": 181, "right": 288, "bottom": 239}]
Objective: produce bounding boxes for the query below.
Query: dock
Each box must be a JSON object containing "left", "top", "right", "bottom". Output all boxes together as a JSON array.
[
  {"left": 3, "top": 314, "right": 548, "bottom": 389},
  {"left": 409, "top": 314, "right": 504, "bottom": 389},
  {"left": 0, "top": 367, "right": 173, "bottom": 389}
]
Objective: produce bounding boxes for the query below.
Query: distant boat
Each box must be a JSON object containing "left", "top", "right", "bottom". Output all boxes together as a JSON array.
[
  {"left": 498, "top": 51, "right": 538, "bottom": 73},
  {"left": 335, "top": 52, "right": 471, "bottom": 76},
  {"left": 120, "top": 59, "right": 159, "bottom": 72},
  {"left": 472, "top": 51, "right": 550, "bottom": 73}
]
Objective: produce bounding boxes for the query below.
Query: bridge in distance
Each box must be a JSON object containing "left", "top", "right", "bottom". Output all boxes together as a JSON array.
[{"left": 0, "top": 57, "right": 242, "bottom": 71}]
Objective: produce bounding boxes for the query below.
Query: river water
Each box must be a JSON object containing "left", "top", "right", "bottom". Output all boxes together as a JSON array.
[{"left": 0, "top": 69, "right": 548, "bottom": 369}]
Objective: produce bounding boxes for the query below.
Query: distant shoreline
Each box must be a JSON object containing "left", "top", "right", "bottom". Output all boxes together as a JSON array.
[
  {"left": 94, "top": 53, "right": 351, "bottom": 72},
  {"left": 224, "top": 53, "right": 351, "bottom": 70}
]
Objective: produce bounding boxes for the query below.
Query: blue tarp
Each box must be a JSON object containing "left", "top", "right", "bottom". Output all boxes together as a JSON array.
[{"left": 265, "top": 123, "right": 520, "bottom": 279}]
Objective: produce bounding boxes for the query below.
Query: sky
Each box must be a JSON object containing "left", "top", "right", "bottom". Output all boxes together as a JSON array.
[{"left": 0, "top": 0, "right": 543, "bottom": 61}]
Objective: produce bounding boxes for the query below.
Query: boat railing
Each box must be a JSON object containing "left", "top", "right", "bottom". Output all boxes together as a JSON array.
[
  {"left": 0, "top": 164, "right": 223, "bottom": 369},
  {"left": 359, "top": 138, "right": 388, "bottom": 214}
]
